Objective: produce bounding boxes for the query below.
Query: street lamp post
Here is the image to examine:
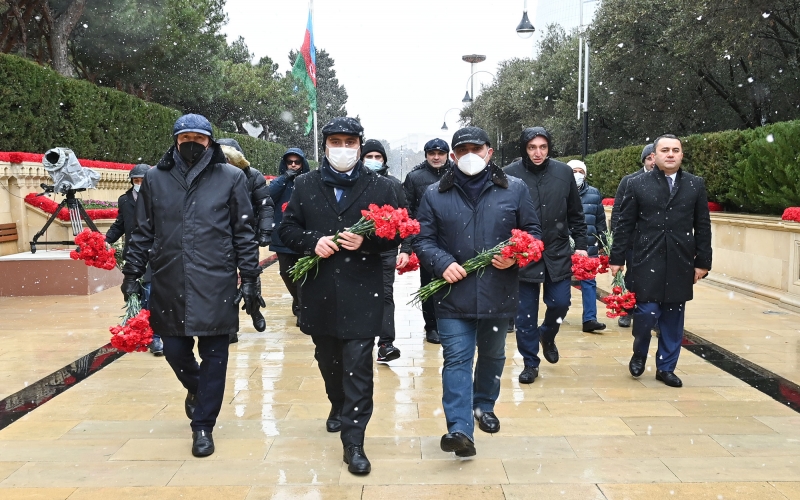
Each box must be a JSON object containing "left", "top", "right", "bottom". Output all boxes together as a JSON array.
[
  {"left": 461, "top": 70, "right": 497, "bottom": 104},
  {"left": 515, "top": 0, "right": 536, "bottom": 38},
  {"left": 441, "top": 108, "right": 461, "bottom": 131},
  {"left": 577, "top": 0, "right": 597, "bottom": 159},
  {"left": 462, "top": 54, "right": 486, "bottom": 102}
]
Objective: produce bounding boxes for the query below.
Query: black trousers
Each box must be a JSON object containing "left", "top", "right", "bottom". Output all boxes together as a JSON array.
[
  {"left": 277, "top": 253, "right": 300, "bottom": 316},
  {"left": 419, "top": 265, "right": 437, "bottom": 332},
  {"left": 379, "top": 252, "right": 396, "bottom": 345},
  {"left": 162, "top": 335, "right": 229, "bottom": 432},
  {"left": 312, "top": 335, "right": 374, "bottom": 446}
]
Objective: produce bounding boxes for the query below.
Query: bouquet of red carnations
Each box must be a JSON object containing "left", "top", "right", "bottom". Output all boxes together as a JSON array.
[
  {"left": 109, "top": 292, "right": 154, "bottom": 353},
  {"left": 289, "top": 204, "right": 420, "bottom": 283},
  {"left": 397, "top": 252, "right": 420, "bottom": 275},
  {"left": 411, "top": 229, "right": 543, "bottom": 306},
  {"left": 571, "top": 254, "right": 602, "bottom": 281},
  {"left": 602, "top": 270, "right": 636, "bottom": 318},
  {"left": 70, "top": 228, "right": 118, "bottom": 270}
]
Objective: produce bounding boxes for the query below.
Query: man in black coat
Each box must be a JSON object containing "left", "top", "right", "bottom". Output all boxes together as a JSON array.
[
  {"left": 610, "top": 135, "right": 712, "bottom": 388},
  {"left": 361, "top": 139, "right": 406, "bottom": 364},
  {"left": 401, "top": 138, "right": 452, "bottom": 344},
  {"left": 123, "top": 114, "right": 264, "bottom": 458},
  {"left": 269, "top": 148, "right": 310, "bottom": 320},
  {"left": 413, "top": 126, "right": 541, "bottom": 457},
  {"left": 567, "top": 159, "right": 607, "bottom": 333},
  {"left": 611, "top": 143, "right": 656, "bottom": 328},
  {"left": 278, "top": 117, "right": 402, "bottom": 475},
  {"left": 504, "top": 127, "right": 588, "bottom": 384},
  {"left": 106, "top": 163, "right": 162, "bottom": 355}
]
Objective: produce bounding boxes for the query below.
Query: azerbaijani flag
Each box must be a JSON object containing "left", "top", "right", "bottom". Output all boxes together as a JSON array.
[{"left": 291, "top": 7, "right": 317, "bottom": 135}]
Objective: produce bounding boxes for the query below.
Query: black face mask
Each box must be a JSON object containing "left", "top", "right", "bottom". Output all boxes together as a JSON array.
[{"left": 178, "top": 141, "right": 206, "bottom": 166}]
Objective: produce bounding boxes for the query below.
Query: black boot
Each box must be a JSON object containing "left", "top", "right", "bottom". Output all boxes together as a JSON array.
[
  {"left": 425, "top": 329, "right": 440, "bottom": 344},
  {"left": 251, "top": 310, "right": 266, "bottom": 332},
  {"left": 326, "top": 405, "right": 342, "bottom": 433},
  {"left": 343, "top": 444, "right": 371, "bottom": 474},
  {"left": 191, "top": 430, "right": 214, "bottom": 457}
]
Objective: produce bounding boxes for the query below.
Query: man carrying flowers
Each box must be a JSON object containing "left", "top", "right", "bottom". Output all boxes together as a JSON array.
[
  {"left": 413, "top": 127, "right": 541, "bottom": 458},
  {"left": 277, "top": 117, "right": 403, "bottom": 475}
]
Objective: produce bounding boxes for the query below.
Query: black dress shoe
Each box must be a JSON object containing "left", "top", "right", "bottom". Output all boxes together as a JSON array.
[
  {"left": 519, "top": 365, "right": 539, "bottom": 384},
  {"left": 440, "top": 432, "right": 476, "bottom": 457},
  {"left": 185, "top": 392, "right": 197, "bottom": 420},
  {"left": 541, "top": 339, "right": 559, "bottom": 364},
  {"left": 656, "top": 370, "right": 683, "bottom": 387},
  {"left": 582, "top": 320, "right": 606, "bottom": 333},
  {"left": 618, "top": 315, "right": 632, "bottom": 328},
  {"left": 377, "top": 343, "right": 401, "bottom": 363},
  {"left": 507, "top": 318, "right": 515, "bottom": 333},
  {"left": 425, "top": 329, "right": 441, "bottom": 344},
  {"left": 191, "top": 430, "right": 214, "bottom": 457},
  {"left": 326, "top": 405, "right": 342, "bottom": 433},
  {"left": 252, "top": 311, "right": 266, "bottom": 332},
  {"left": 629, "top": 355, "right": 646, "bottom": 377},
  {"left": 343, "top": 444, "right": 371, "bottom": 474},
  {"left": 474, "top": 410, "right": 500, "bottom": 433},
  {"left": 229, "top": 333, "right": 239, "bottom": 344}
]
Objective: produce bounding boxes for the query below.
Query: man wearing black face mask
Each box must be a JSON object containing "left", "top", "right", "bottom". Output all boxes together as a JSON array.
[
  {"left": 123, "top": 114, "right": 264, "bottom": 458},
  {"left": 278, "top": 117, "right": 402, "bottom": 475}
]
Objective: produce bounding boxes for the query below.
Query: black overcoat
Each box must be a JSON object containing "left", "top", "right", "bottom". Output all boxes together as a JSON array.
[
  {"left": 123, "top": 144, "right": 261, "bottom": 337},
  {"left": 412, "top": 164, "right": 542, "bottom": 319},
  {"left": 609, "top": 168, "right": 713, "bottom": 303},
  {"left": 277, "top": 162, "right": 402, "bottom": 339},
  {"left": 105, "top": 188, "right": 136, "bottom": 261},
  {"left": 504, "top": 157, "right": 588, "bottom": 283}
]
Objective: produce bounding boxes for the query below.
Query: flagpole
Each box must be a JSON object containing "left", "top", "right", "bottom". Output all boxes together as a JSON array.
[{"left": 310, "top": 0, "right": 318, "bottom": 163}]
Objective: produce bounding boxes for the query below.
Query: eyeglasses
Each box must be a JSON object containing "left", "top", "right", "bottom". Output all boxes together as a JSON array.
[{"left": 286, "top": 159, "right": 302, "bottom": 165}]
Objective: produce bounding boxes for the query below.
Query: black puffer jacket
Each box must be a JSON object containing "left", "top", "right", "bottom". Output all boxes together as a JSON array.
[
  {"left": 412, "top": 164, "right": 541, "bottom": 319},
  {"left": 269, "top": 148, "right": 311, "bottom": 254},
  {"left": 402, "top": 160, "right": 451, "bottom": 253},
  {"left": 578, "top": 182, "right": 608, "bottom": 257},
  {"left": 123, "top": 143, "right": 261, "bottom": 337},
  {"left": 217, "top": 138, "right": 274, "bottom": 244},
  {"left": 504, "top": 131, "right": 588, "bottom": 283}
]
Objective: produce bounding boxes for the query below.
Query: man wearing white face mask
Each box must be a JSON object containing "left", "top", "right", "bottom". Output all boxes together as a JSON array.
[
  {"left": 413, "top": 127, "right": 541, "bottom": 457},
  {"left": 360, "top": 139, "right": 407, "bottom": 364},
  {"left": 278, "top": 118, "right": 403, "bottom": 475}
]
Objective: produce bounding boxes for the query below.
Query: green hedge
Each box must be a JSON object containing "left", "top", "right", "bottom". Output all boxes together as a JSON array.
[
  {"left": 558, "top": 120, "right": 800, "bottom": 215},
  {"left": 0, "top": 53, "right": 285, "bottom": 175}
]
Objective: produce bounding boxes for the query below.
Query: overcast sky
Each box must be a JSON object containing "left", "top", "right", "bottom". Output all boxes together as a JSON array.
[{"left": 223, "top": 0, "right": 543, "bottom": 151}]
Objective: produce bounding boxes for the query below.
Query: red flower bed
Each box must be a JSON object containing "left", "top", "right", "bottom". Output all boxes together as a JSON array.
[
  {"left": 782, "top": 207, "right": 800, "bottom": 222},
  {"left": 0, "top": 151, "right": 134, "bottom": 171},
  {"left": 708, "top": 201, "right": 724, "bottom": 212},
  {"left": 24, "top": 193, "right": 118, "bottom": 221},
  {"left": 602, "top": 198, "right": 615, "bottom": 206}
]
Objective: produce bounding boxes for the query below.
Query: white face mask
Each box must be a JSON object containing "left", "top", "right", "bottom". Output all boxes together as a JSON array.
[
  {"left": 573, "top": 172, "right": 585, "bottom": 186},
  {"left": 133, "top": 183, "right": 141, "bottom": 192},
  {"left": 327, "top": 147, "right": 359, "bottom": 172},
  {"left": 363, "top": 158, "right": 383, "bottom": 171},
  {"left": 456, "top": 151, "right": 489, "bottom": 176}
]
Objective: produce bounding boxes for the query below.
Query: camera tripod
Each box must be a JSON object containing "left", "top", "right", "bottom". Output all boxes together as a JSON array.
[{"left": 30, "top": 183, "right": 99, "bottom": 253}]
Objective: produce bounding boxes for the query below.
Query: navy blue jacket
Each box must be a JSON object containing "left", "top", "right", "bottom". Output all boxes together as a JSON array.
[
  {"left": 269, "top": 148, "right": 310, "bottom": 254},
  {"left": 412, "top": 164, "right": 542, "bottom": 319},
  {"left": 578, "top": 182, "right": 608, "bottom": 257}
]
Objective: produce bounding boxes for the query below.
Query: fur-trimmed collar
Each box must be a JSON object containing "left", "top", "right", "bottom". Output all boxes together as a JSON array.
[
  {"left": 156, "top": 143, "right": 228, "bottom": 170},
  {"left": 438, "top": 163, "right": 508, "bottom": 192}
]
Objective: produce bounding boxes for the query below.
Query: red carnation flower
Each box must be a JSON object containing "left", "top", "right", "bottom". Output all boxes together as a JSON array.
[
  {"left": 397, "top": 252, "right": 420, "bottom": 275},
  {"left": 572, "top": 254, "right": 602, "bottom": 281},
  {"left": 281, "top": 202, "right": 289, "bottom": 212}
]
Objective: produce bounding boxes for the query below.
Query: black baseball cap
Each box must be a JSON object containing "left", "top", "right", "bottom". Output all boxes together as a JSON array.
[{"left": 451, "top": 127, "right": 491, "bottom": 149}]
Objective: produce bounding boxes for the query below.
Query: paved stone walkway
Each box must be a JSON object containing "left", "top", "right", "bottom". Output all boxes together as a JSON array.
[{"left": 1, "top": 264, "right": 800, "bottom": 499}]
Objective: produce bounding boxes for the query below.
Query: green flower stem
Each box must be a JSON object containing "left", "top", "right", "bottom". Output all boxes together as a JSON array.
[{"left": 288, "top": 216, "right": 376, "bottom": 283}]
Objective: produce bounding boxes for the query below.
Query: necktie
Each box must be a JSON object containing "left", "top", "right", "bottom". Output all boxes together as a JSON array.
[
  {"left": 335, "top": 188, "right": 342, "bottom": 201},
  {"left": 667, "top": 176, "right": 674, "bottom": 193}
]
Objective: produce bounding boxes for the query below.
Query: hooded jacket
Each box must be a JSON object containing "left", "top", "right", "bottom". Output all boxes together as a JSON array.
[
  {"left": 504, "top": 128, "right": 588, "bottom": 283},
  {"left": 412, "top": 163, "right": 541, "bottom": 319},
  {"left": 123, "top": 142, "right": 261, "bottom": 337},
  {"left": 269, "top": 148, "right": 311, "bottom": 254},
  {"left": 217, "top": 139, "right": 275, "bottom": 242}
]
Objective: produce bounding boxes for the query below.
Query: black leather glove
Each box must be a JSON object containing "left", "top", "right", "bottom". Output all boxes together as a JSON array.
[
  {"left": 234, "top": 275, "right": 266, "bottom": 316},
  {"left": 257, "top": 230, "right": 272, "bottom": 247},
  {"left": 285, "top": 168, "right": 300, "bottom": 179},
  {"left": 121, "top": 275, "right": 143, "bottom": 301}
]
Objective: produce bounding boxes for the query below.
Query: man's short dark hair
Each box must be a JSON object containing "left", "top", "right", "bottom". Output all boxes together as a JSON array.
[{"left": 654, "top": 134, "right": 682, "bottom": 150}]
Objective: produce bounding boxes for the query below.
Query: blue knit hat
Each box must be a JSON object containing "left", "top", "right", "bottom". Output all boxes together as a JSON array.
[{"left": 173, "top": 114, "right": 213, "bottom": 138}]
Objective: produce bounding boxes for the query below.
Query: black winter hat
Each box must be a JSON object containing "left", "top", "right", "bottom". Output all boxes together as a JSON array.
[
  {"left": 321, "top": 117, "right": 364, "bottom": 143},
  {"left": 360, "top": 139, "right": 387, "bottom": 162},
  {"left": 424, "top": 138, "right": 450, "bottom": 154},
  {"left": 641, "top": 143, "right": 655, "bottom": 163},
  {"left": 451, "top": 127, "right": 491, "bottom": 149}
]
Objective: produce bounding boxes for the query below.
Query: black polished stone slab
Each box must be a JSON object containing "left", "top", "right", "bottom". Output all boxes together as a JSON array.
[{"left": 0, "top": 255, "right": 281, "bottom": 431}]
